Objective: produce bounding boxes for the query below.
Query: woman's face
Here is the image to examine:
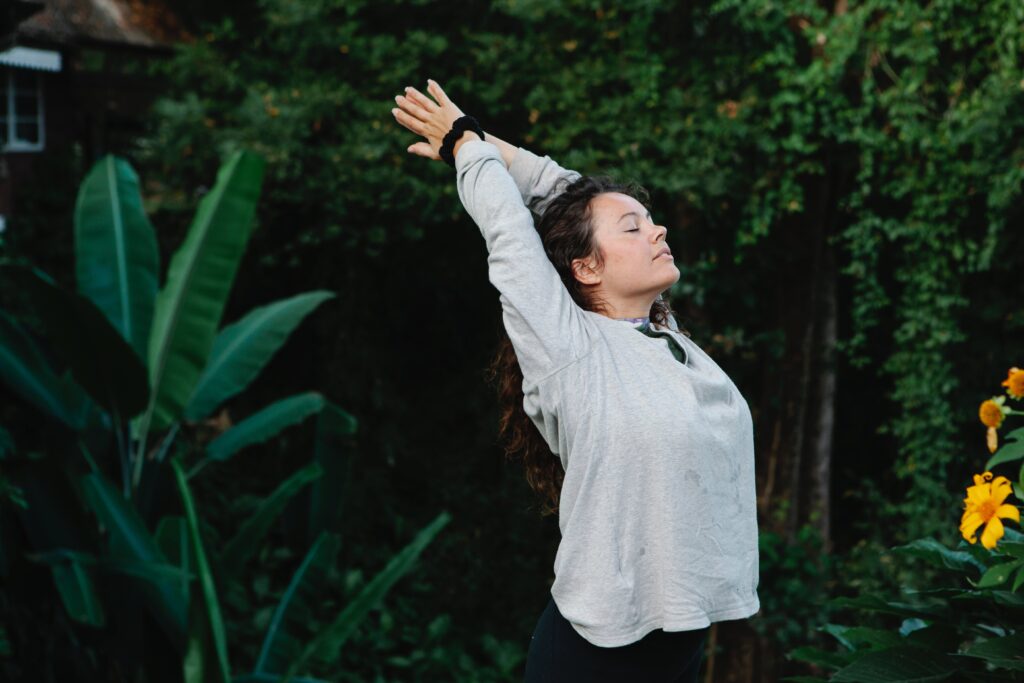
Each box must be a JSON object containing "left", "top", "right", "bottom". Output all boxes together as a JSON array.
[{"left": 574, "top": 192, "right": 679, "bottom": 301}]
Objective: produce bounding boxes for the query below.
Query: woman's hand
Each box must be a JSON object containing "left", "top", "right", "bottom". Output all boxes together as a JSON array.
[{"left": 391, "top": 79, "right": 472, "bottom": 161}]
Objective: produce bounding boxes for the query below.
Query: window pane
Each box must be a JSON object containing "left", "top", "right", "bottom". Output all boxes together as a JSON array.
[
  {"left": 15, "top": 120, "right": 38, "bottom": 144},
  {"left": 15, "top": 93, "right": 37, "bottom": 117}
]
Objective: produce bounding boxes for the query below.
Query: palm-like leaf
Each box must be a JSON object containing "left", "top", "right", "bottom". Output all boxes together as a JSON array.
[
  {"left": 280, "top": 511, "right": 453, "bottom": 682},
  {"left": 44, "top": 553, "right": 105, "bottom": 626},
  {"left": 252, "top": 531, "right": 341, "bottom": 676},
  {"left": 138, "top": 149, "right": 265, "bottom": 439},
  {"left": 0, "top": 309, "right": 92, "bottom": 429},
  {"left": 185, "top": 291, "right": 335, "bottom": 421},
  {"left": 80, "top": 472, "right": 186, "bottom": 652},
  {"left": 205, "top": 393, "right": 326, "bottom": 465},
  {"left": 73, "top": 154, "right": 159, "bottom": 362},
  {"left": 219, "top": 461, "right": 324, "bottom": 581},
  {"left": 172, "top": 457, "right": 232, "bottom": 683},
  {"left": 1, "top": 263, "right": 149, "bottom": 418}
]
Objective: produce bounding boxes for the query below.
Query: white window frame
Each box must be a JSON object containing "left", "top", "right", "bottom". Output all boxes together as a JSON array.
[{"left": 2, "top": 67, "right": 45, "bottom": 153}]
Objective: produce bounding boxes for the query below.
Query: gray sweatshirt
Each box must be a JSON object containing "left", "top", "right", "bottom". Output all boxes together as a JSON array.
[{"left": 455, "top": 139, "right": 761, "bottom": 647}]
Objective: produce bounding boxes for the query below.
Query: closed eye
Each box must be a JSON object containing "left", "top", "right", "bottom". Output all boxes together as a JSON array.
[{"left": 627, "top": 228, "right": 639, "bottom": 232}]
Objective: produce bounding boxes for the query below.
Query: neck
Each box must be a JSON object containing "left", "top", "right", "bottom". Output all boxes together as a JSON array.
[{"left": 598, "top": 294, "right": 659, "bottom": 320}]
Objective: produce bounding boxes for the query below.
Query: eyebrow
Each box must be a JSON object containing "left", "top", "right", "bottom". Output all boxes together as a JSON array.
[{"left": 618, "top": 210, "right": 652, "bottom": 223}]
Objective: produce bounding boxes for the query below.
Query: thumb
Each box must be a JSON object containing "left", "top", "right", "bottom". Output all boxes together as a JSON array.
[{"left": 407, "top": 141, "right": 441, "bottom": 160}]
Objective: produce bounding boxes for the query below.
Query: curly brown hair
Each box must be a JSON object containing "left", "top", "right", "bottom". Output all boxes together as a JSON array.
[{"left": 482, "top": 174, "right": 690, "bottom": 518}]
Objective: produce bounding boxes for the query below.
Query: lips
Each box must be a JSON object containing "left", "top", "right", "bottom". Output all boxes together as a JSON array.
[{"left": 654, "top": 247, "right": 672, "bottom": 260}]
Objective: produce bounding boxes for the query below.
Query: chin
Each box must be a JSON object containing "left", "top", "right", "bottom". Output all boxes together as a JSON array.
[{"left": 660, "top": 267, "right": 680, "bottom": 288}]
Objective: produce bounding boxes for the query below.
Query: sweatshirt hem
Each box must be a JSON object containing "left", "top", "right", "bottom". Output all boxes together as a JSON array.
[{"left": 565, "top": 596, "right": 761, "bottom": 648}]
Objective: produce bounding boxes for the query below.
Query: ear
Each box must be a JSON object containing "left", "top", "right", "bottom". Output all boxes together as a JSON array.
[{"left": 571, "top": 255, "right": 602, "bottom": 286}]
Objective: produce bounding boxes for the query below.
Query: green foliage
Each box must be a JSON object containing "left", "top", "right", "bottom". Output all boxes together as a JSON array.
[
  {"left": 787, "top": 530, "right": 1024, "bottom": 681},
  {"left": 755, "top": 523, "right": 838, "bottom": 650},
  {"left": 0, "top": 151, "right": 451, "bottom": 680},
  {"left": 135, "top": 0, "right": 1024, "bottom": 557},
  {"left": 788, "top": 387, "right": 1024, "bottom": 680}
]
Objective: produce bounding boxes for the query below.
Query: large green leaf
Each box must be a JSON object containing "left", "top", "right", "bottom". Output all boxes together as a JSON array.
[
  {"left": 73, "top": 154, "right": 159, "bottom": 362},
  {"left": 819, "top": 624, "right": 905, "bottom": 652},
  {"left": 45, "top": 553, "right": 105, "bottom": 627},
  {"left": 27, "top": 547, "right": 194, "bottom": 585},
  {"left": 786, "top": 645, "right": 854, "bottom": 671},
  {"left": 830, "top": 645, "right": 960, "bottom": 681},
  {"left": 171, "top": 457, "right": 231, "bottom": 683},
  {"left": 984, "top": 427, "right": 1024, "bottom": 470},
  {"left": 0, "top": 263, "right": 149, "bottom": 418},
  {"left": 890, "top": 537, "right": 988, "bottom": 575},
  {"left": 205, "top": 393, "right": 326, "bottom": 465},
  {"left": 184, "top": 291, "right": 335, "bottom": 421},
  {"left": 80, "top": 471, "right": 186, "bottom": 653},
  {"left": 962, "top": 631, "right": 1024, "bottom": 671},
  {"left": 219, "top": 461, "right": 323, "bottom": 581},
  {"left": 139, "top": 149, "right": 265, "bottom": 438},
  {"left": 279, "top": 510, "right": 452, "bottom": 682},
  {"left": 252, "top": 531, "right": 341, "bottom": 676},
  {"left": 976, "top": 558, "right": 1024, "bottom": 588},
  {"left": 826, "top": 594, "right": 949, "bottom": 621},
  {"left": 0, "top": 309, "right": 92, "bottom": 429}
]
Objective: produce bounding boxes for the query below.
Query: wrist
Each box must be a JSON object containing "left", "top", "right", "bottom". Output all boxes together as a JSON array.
[{"left": 451, "top": 130, "right": 482, "bottom": 161}]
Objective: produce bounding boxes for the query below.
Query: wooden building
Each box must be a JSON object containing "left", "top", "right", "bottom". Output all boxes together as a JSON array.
[{"left": 0, "top": 0, "right": 193, "bottom": 235}]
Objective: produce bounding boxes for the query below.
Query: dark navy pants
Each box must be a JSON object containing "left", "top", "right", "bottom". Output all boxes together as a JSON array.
[{"left": 524, "top": 595, "right": 709, "bottom": 683}]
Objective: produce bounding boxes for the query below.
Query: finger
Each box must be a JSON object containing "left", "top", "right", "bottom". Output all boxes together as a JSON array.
[
  {"left": 426, "top": 78, "right": 450, "bottom": 106},
  {"left": 406, "top": 141, "right": 440, "bottom": 160},
  {"left": 402, "top": 86, "right": 439, "bottom": 114},
  {"left": 394, "top": 93, "right": 432, "bottom": 123},
  {"left": 391, "top": 107, "right": 427, "bottom": 137}
]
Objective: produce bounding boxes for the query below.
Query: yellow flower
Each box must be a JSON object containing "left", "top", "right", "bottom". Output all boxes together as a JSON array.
[
  {"left": 979, "top": 398, "right": 1005, "bottom": 429},
  {"left": 960, "top": 471, "right": 1021, "bottom": 549},
  {"left": 1002, "top": 366, "right": 1024, "bottom": 400}
]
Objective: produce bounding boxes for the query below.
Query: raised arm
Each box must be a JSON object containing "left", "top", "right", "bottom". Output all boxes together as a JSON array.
[
  {"left": 453, "top": 139, "right": 592, "bottom": 380},
  {"left": 478, "top": 132, "right": 582, "bottom": 216},
  {"left": 390, "top": 81, "right": 580, "bottom": 217}
]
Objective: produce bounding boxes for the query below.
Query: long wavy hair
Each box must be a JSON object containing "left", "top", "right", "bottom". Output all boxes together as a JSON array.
[{"left": 482, "top": 174, "right": 691, "bottom": 518}]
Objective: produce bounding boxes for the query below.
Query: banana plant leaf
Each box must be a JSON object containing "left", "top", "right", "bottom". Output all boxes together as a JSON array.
[
  {"left": 184, "top": 291, "right": 335, "bottom": 421},
  {"left": 0, "top": 309, "right": 93, "bottom": 430},
  {"left": 0, "top": 263, "right": 149, "bottom": 418},
  {"left": 73, "top": 154, "right": 160, "bottom": 362},
  {"left": 252, "top": 531, "right": 341, "bottom": 676},
  {"left": 80, "top": 471, "right": 187, "bottom": 653},
  {"left": 204, "top": 393, "right": 326, "bottom": 466},
  {"left": 172, "top": 457, "right": 232, "bottom": 683},
  {"left": 139, "top": 149, "right": 265, "bottom": 438},
  {"left": 219, "top": 461, "right": 324, "bottom": 581},
  {"left": 279, "top": 510, "right": 452, "bottom": 682}
]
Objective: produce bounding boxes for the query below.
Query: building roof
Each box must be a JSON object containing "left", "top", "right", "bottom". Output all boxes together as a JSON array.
[
  {"left": 7, "top": 0, "right": 193, "bottom": 51},
  {"left": 0, "top": 1, "right": 46, "bottom": 38}
]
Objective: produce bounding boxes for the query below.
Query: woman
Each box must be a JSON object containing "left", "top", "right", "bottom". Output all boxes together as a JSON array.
[{"left": 391, "top": 79, "right": 760, "bottom": 682}]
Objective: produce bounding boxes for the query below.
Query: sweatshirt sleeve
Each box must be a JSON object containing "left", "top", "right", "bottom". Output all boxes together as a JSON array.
[
  {"left": 505, "top": 146, "right": 582, "bottom": 216},
  {"left": 455, "top": 139, "right": 593, "bottom": 382}
]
